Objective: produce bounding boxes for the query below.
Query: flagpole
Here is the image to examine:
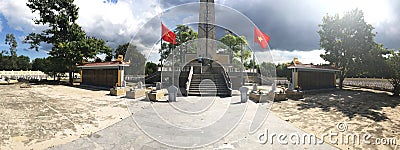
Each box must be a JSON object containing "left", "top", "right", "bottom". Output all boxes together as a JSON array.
[
  {"left": 159, "top": 0, "right": 163, "bottom": 86},
  {"left": 172, "top": 41, "right": 175, "bottom": 87},
  {"left": 252, "top": 42, "right": 255, "bottom": 73},
  {"left": 160, "top": 22, "right": 163, "bottom": 70},
  {"left": 252, "top": 27, "right": 256, "bottom": 74}
]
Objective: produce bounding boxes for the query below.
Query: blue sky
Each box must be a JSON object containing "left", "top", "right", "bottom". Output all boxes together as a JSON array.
[
  {"left": 0, "top": 15, "right": 48, "bottom": 59},
  {"left": 0, "top": 0, "right": 399, "bottom": 64}
]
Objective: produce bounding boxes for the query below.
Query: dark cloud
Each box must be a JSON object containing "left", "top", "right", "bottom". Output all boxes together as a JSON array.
[{"left": 159, "top": 0, "right": 400, "bottom": 50}]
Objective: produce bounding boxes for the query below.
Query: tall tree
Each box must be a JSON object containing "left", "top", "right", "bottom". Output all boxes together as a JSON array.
[
  {"left": 124, "top": 45, "right": 146, "bottom": 76},
  {"left": 276, "top": 63, "right": 291, "bottom": 80},
  {"left": 16, "top": 55, "right": 31, "bottom": 70},
  {"left": 5, "top": 34, "right": 17, "bottom": 56},
  {"left": 115, "top": 43, "right": 129, "bottom": 59},
  {"left": 361, "top": 44, "right": 391, "bottom": 78},
  {"left": 219, "top": 34, "right": 251, "bottom": 66},
  {"left": 145, "top": 62, "right": 158, "bottom": 75},
  {"left": 32, "top": 57, "right": 59, "bottom": 79},
  {"left": 25, "top": 0, "right": 112, "bottom": 84},
  {"left": 386, "top": 50, "right": 400, "bottom": 96},
  {"left": 5, "top": 33, "right": 18, "bottom": 69},
  {"left": 318, "top": 9, "right": 376, "bottom": 89}
]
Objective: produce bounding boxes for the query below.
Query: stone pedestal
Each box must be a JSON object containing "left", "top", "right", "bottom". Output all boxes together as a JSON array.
[
  {"left": 167, "top": 86, "right": 178, "bottom": 102},
  {"left": 110, "top": 87, "right": 126, "bottom": 96},
  {"left": 239, "top": 87, "right": 248, "bottom": 103},
  {"left": 252, "top": 84, "right": 258, "bottom": 92},
  {"left": 147, "top": 90, "right": 165, "bottom": 101},
  {"left": 156, "top": 82, "right": 162, "bottom": 90},
  {"left": 126, "top": 89, "right": 146, "bottom": 99}
]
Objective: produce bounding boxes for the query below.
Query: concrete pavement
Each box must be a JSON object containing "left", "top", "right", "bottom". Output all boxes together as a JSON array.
[{"left": 53, "top": 96, "right": 338, "bottom": 149}]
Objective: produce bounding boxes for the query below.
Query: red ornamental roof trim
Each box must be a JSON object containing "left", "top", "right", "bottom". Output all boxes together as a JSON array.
[
  {"left": 287, "top": 64, "right": 339, "bottom": 72},
  {"left": 77, "top": 61, "right": 130, "bottom": 68}
]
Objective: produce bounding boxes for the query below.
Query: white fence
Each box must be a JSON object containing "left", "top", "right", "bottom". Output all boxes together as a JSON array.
[
  {"left": 0, "top": 70, "right": 48, "bottom": 80},
  {"left": 343, "top": 78, "right": 393, "bottom": 91}
]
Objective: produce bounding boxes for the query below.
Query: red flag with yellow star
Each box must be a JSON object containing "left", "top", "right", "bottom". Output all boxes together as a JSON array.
[
  {"left": 161, "top": 23, "right": 177, "bottom": 44},
  {"left": 254, "top": 26, "right": 270, "bottom": 49}
]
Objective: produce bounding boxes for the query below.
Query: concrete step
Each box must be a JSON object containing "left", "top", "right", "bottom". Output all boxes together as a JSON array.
[
  {"left": 190, "top": 79, "right": 225, "bottom": 83},
  {"left": 187, "top": 72, "right": 231, "bottom": 97},
  {"left": 189, "top": 86, "right": 227, "bottom": 89},
  {"left": 190, "top": 85, "right": 225, "bottom": 88},
  {"left": 187, "top": 92, "right": 232, "bottom": 96},
  {"left": 189, "top": 89, "right": 229, "bottom": 93}
]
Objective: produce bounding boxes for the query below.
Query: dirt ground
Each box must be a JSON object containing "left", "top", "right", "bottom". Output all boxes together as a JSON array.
[
  {"left": 271, "top": 86, "right": 400, "bottom": 150},
  {"left": 1, "top": 83, "right": 399, "bottom": 150},
  {"left": 0, "top": 84, "right": 130, "bottom": 150}
]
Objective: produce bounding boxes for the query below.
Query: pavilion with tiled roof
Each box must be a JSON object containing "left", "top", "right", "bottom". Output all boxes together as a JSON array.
[
  {"left": 287, "top": 58, "right": 339, "bottom": 90},
  {"left": 77, "top": 55, "right": 130, "bottom": 88}
]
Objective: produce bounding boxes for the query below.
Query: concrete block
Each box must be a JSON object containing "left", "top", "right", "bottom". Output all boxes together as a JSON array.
[
  {"left": 167, "top": 86, "right": 178, "bottom": 102},
  {"left": 147, "top": 90, "right": 165, "bottom": 101},
  {"left": 110, "top": 87, "right": 126, "bottom": 96},
  {"left": 126, "top": 89, "right": 146, "bottom": 99},
  {"left": 239, "top": 87, "right": 249, "bottom": 103}
]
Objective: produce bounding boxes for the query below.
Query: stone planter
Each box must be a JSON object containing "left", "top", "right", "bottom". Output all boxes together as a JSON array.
[
  {"left": 126, "top": 89, "right": 146, "bottom": 99},
  {"left": 249, "top": 92, "right": 274, "bottom": 103},
  {"left": 274, "top": 93, "right": 287, "bottom": 101},
  {"left": 147, "top": 90, "right": 165, "bottom": 101},
  {"left": 249, "top": 93, "right": 263, "bottom": 103},
  {"left": 286, "top": 90, "right": 304, "bottom": 100},
  {"left": 110, "top": 87, "right": 126, "bottom": 96}
]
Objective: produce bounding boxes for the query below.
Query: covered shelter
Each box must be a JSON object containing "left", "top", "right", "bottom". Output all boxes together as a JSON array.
[
  {"left": 287, "top": 58, "right": 339, "bottom": 90},
  {"left": 77, "top": 56, "right": 130, "bottom": 88}
]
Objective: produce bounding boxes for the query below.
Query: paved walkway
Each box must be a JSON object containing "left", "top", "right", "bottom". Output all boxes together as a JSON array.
[{"left": 53, "top": 96, "right": 337, "bottom": 149}]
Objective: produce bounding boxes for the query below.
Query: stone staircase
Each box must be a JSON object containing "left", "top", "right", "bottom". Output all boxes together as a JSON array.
[{"left": 187, "top": 71, "right": 231, "bottom": 97}]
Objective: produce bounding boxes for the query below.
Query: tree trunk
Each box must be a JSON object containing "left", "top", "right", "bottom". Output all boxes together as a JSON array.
[
  {"left": 69, "top": 71, "right": 73, "bottom": 85},
  {"left": 339, "top": 75, "right": 344, "bottom": 89},
  {"left": 393, "top": 83, "right": 400, "bottom": 97}
]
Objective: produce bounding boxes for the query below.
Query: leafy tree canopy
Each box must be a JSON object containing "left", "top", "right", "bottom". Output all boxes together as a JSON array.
[
  {"left": 386, "top": 50, "right": 400, "bottom": 96},
  {"left": 318, "top": 9, "right": 376, "bottom": 89},
  {"left": 219, "top": 34, "right": 251, "bottom": 65},
  {"left": 24, "top": 0, "right": 112, "bottom": 84}
]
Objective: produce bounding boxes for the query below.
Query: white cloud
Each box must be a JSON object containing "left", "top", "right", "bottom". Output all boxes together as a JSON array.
[
  {"left": 270, "top": 49, "right": 327, "bottom": 64},
  {"left": 76, "top": 0, "right": 162, "bottom": 48},
  {"left": 0, "top": 0, "right": 46, "bottom": 32},
  {"left": 0, "top": 0, "right": 162, "bottom": 49}
]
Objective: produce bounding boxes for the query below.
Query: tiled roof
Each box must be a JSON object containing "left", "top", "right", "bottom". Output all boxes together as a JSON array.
[
  {"left": 288, "top": 63, "right": 339, "bottom": 72},
  {"left": 78, "top": 61, "right": 130, "bottom": 67}
]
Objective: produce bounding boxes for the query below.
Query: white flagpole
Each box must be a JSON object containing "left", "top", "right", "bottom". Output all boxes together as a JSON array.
[
  {"left": 172, "top": 41, "right": 175, "bottom": 86},
  {"left": 252, "top": 29, "right": 256, "bottom": 74}
]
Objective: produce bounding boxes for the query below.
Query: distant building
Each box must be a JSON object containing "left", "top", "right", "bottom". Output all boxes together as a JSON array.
[
  {"left": 77, "top": 55, "right": 130, "bottom": 88},
  {"left": 287, "top": 58, "right": 339, "bottom": 90}
]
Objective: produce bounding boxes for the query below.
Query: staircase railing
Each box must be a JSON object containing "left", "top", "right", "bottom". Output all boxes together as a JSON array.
[
  {"left": 221, "top": 69, "right": 232, "bottom": 96},
  {"left": 185, "top": 66, "right": 194, "bottom": 96}
]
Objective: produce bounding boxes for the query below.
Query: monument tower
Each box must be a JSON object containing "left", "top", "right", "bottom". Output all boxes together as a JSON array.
[{"left": 198, "top": 0, "right": 216, "bottom": 58}]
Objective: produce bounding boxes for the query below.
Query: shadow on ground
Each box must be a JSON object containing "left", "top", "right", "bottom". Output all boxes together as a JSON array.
[{"left": 296, "top": 88, "right": 400, "bottom": 122}]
